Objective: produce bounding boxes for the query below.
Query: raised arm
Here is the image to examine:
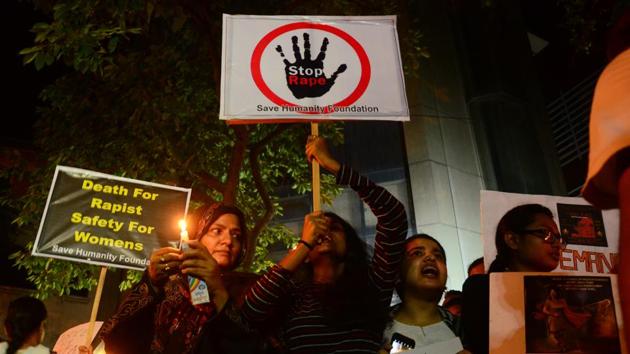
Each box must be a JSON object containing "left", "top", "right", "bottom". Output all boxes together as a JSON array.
[
  {"left": 307, "top": 136, "right": 408, "bottom": 302},
  {"left": 242, "top": 211, "right": 331, "bottom": 324},
  {"left": 337, "top": 165, "right": 408, "bottom": 302}
]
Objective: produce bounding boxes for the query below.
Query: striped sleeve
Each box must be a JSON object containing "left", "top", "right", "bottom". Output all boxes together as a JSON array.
[
  {"left": 242, "top": 264, "right": 292, "bottom": 324},
  {"left": 337, "top": 165, "right": 408, "bottom": 304}
]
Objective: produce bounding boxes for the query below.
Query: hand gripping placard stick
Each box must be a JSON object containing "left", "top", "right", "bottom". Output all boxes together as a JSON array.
[
  {"left": 85, "top": 266, "right": 107, "bottom": 347},
  {"left": 311, "top": 122, "right": 321, "bottom": 212}
]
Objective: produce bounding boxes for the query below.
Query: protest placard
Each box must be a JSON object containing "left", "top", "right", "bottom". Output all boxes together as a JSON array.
[
  {"left": 53, "top": 321, "right": 103, "bottom": 354},
  {"left": 32, "top": 165, "right": 191, "bottom": 270},
  {"left": 488, "top": 272, "right": 627, "bottom": 354},
  {"left": 220, "top": 15, "right": 409, "bottom": 123},
  {"left": 481, "top": 190, "right": 619, "bottom": 274}
]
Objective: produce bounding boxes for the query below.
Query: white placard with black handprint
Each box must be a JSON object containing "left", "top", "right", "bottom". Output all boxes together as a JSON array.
[
  {"left": 220, "top": 15, "right": 409, "bottom": 122},
  {"left": 275, "top": 33, "right": 348, "bottom": 99},
  {"left": 261, "top": 30, "right": 361, "bottom": 105}
]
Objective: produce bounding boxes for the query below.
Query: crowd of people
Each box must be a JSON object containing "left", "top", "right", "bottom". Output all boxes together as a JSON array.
[
  {"left": 3, "top": 42, "right": 629, "bottom": 352},
  {"left": 0, "top": 196, "right": 584, "bottom": 354},
  {"left": 6, "top": 127, "right": 626, "bottom": 354}
]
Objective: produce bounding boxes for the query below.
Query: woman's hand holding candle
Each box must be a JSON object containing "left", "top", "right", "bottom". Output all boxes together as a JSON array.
[
  {"left": 147, "top": 220, "right": 189, "bottom": 287},
  {"left": 148, "top": 247, "right": 182, "bottom": 287},
  {"left": 179, "top": 219, "right": 229, "bottom": 309},
  {"left": 180, "top": 239, "right": 229, "bottom": 310}
]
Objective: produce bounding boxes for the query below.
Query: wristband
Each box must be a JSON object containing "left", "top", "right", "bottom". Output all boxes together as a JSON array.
[{"left": 298, "top": 239, "right": 314, "bottom": 250}]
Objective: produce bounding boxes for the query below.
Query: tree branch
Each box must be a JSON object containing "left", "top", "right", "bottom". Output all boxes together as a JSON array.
[
  {"left": 194, "top": 171, "right": 225, "bottom": 192},
  {"left": 222, "top": 126, "right": 249, "bottom": 205},
  {"left": 241, "top": 124, "right": 295, "bottom": 269},
  {"left": 242, "top": 147, "right": 274, "bottom": 270},
  {"left": 190, "top": 189, "right": 216, "bottom": 205},
  {"left": 249, "top": 124, "right": 295, "bottom": 150}
]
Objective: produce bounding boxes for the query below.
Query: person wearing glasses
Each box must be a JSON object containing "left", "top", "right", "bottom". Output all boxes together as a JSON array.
[
  {"left": 487, "top": 204, "right": 565, "bottom": 273},
  {"left": 462, "top": 204, "right": 565, "bottom": 353}
]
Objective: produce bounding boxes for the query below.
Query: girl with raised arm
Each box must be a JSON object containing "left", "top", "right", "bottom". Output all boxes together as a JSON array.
[{"left": 242, "top": 136, "right": 408, "bottom": 353}]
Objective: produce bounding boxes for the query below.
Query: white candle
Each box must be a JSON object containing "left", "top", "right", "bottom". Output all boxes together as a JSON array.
[
  {"left": 179, "top": 219, "right": 188, "bottom": 243},
  {"left": 178, "top": 218, "right": 210, "bottom": 305}
]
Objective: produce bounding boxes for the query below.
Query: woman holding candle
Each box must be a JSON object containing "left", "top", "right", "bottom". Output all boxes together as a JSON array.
[
  {"left": 242, "top": 136, "right": 408, "bottom": 353},
  {"left": 100, "top": 203, "right": 261, "bottom": 354}
]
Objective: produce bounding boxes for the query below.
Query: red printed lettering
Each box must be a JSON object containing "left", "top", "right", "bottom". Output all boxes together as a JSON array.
[{"left": 559, "top": 248, "right": 618, "bottom": 273}]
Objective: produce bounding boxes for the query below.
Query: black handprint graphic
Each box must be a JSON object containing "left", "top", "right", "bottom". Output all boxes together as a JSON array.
[{"left": 276, "top": 33, "right": 347, "bottom": 99}]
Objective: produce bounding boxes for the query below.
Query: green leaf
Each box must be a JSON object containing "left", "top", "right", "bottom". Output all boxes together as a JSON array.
[{"left": 19, "top": 46, "right": 43, "bottom": 55}]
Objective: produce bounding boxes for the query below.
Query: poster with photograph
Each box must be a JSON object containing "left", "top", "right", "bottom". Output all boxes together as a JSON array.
[
  {"left": 481, "top": 191, "right": 619, "bottom": 274},
  {"left": 524, "top": 276, "right": 620, "bottom": 353},
  {"left": 488, "top": 272, "right": 627, "bottom": 354}
]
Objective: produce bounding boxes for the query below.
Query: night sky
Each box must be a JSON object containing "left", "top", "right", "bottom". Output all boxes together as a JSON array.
[{"left": 3, "top": 1, "right": 55, "bottom": 145}]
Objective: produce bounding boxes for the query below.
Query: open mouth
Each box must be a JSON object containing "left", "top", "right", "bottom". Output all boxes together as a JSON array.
[{"left": 421, "top": 265, "right": 439, "bottom": 278}]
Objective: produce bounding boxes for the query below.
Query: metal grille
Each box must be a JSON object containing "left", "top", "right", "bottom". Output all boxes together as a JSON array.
[
  {"left": 547, "top": 69, "right": 603, "bottom": 196},
  {"left": 547, "top": 69, "right": 602, "bottom": 168}
]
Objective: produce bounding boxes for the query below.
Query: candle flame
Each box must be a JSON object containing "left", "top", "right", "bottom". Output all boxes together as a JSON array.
[{"left": 179, "top": 219, "right": 189, "bottom": 242}]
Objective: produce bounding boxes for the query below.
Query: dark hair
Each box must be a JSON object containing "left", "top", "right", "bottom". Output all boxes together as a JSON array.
[
  {"left": 192, "top": 203, "right": 247, "bottom": 269},
  {"left": 444, "top": 289, "right": 463, "bottom": 297},
  {"left": 488, "top": 204, "right": 553, "bottom": 273},
  {"left": 443, "top": 290, "right": 463, "bottom": 308},
  {"left": 396, "top": 233, "right": 447, "bottom": 300},
  {"left": 295, "top": 212, "right": 386, "bottom": 332},
  {"left": 467, "top": 257, "right": 484, "bottom": 275},
  {"left": 4, "top": 296, "right": 47, "bottom": 354}
]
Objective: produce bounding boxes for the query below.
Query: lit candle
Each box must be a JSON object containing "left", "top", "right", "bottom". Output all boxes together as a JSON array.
[
  {"left": 178, "top": 218, "right": 210, "bottom": 305},
  {"left": 179, "top": 219, "right": 188, "bottom": 243}
]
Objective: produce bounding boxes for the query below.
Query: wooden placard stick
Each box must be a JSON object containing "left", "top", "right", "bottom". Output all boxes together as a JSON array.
[
  {"left": 85, "top": 266, "right": 107, "bottom": 347},
  {"left": 311, "top": 122, "right": 321, "bottom": 212}
]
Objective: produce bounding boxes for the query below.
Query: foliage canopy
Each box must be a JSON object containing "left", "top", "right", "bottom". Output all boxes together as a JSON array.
[{"left": 1, "top": 0, "right": 426, "bottom": 298}]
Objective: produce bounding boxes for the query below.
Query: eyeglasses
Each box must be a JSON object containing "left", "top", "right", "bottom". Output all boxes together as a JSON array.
[{"left": 521, "top": 228, "right": 567, "bottom": 248}]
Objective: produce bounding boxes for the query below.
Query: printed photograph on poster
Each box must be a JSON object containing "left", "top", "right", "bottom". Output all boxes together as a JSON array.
[
  {"left": 524, "top": 276, "right": 621, "bottom": 354},
  {"left": 557, "top": 203, "right": 608, "bottom": 247},
  {"left": 481, "top": 190, "right": 620, "bottom": 274}
]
